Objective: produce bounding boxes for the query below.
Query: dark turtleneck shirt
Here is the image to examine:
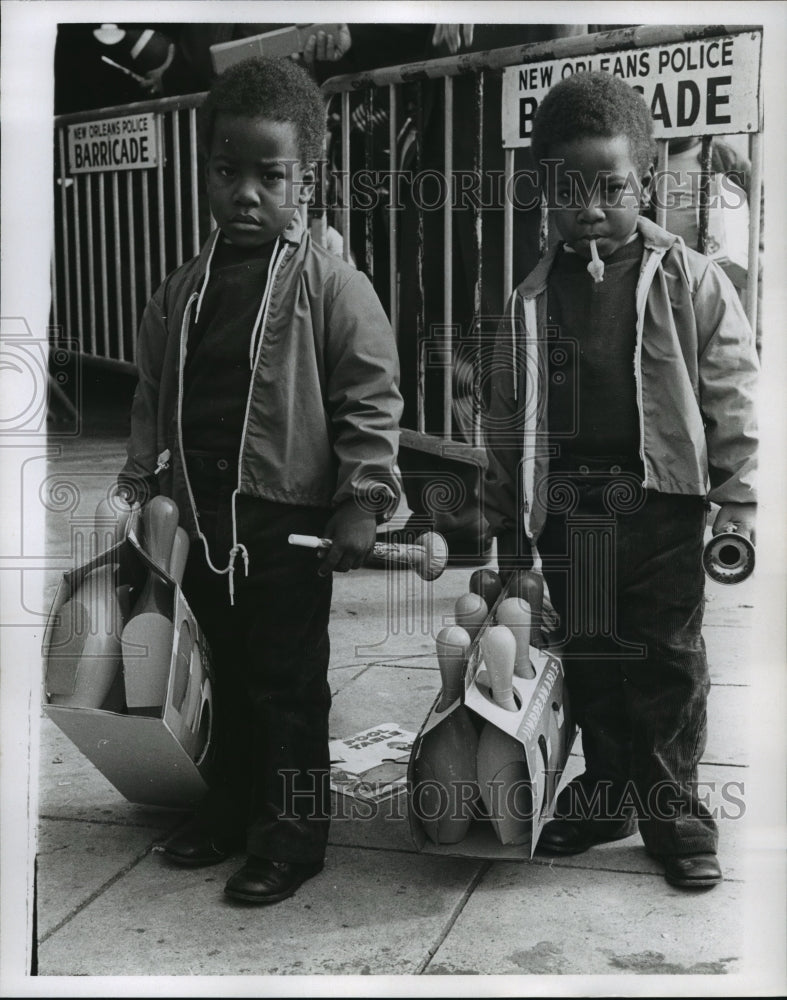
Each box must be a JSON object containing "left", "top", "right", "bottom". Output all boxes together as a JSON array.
[
  {"left": 546, "top": 236, "right": 644, "bottom": 469},
  {"left": 181, "top": 237, "right": 276, "bottom": 460}
]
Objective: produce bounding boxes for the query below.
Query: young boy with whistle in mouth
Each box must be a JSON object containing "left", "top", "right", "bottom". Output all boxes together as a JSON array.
[
  {"left": 119, "top": 58, "right": 402, "bottom": 904},
  {"left": 483, "top": 71, "right": 758, "bottom": 889}
]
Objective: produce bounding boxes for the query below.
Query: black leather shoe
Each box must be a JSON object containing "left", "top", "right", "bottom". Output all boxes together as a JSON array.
[
  {"left": 157, "top": 824, "right": 243, "bottom": 868},
  {"left": 224, "top": 857, "right": 324, "bottom": 904},
  {"left": 536, "top": 816, "right": 639, "bottom": 856},
  {"left": 653, "top": 852, "right": 723, "bottom": 889}
]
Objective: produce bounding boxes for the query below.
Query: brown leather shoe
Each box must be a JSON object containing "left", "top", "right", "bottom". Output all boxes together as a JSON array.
[
  {"left": 655, "top": 852, "right": 723, "bottom": 889},
  {"left": 536, "top": 816, "right": 639, "bottom": 855},
  {"left": 224, "top": 857, "right": 324, "bottom": 904},
  {"left": 157, "top": 823, "right": 244, "bottom": 868}
]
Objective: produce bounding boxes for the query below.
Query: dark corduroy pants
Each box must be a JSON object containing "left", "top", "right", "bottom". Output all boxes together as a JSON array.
[
  {"left": 537, "top": 466, "right": 718, "bottom": 857},
  {"left": 181, "top": 453, "right": 333, "bottom": 864}
]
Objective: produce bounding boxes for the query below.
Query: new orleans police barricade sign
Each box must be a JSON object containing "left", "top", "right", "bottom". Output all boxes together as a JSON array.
[
  {"left": 502, "top": 31, "right": 762, "bottom": 146},
  {"left": 67, "top": 112, "right": 159, "bottom": 173}
]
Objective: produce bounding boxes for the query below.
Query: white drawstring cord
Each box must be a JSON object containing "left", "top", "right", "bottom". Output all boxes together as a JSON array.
[
  {"left": 226, "top": 488, "right": 250, "bottom": 604},
  {"left": 178, "top": 234, "right": 287, "bottom": 605},
  {"left": 248, "top": 236, "right": 281, "bottom": 370},
  {"left": 194, "top": 231, "right": 220, "bottom": 323}
]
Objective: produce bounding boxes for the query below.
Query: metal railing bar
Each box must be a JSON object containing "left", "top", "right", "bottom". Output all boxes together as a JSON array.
[
  {"left": 503, "top": 147, "right": 515, "bottom": 305},
  {"left": 56, "top": 130, "right": 72, "bottom": 341},
  {"left": 443, "top": 75, "right": 453, "bottom": 439},
  {"left": 71, "top": 173, "right": 85, "bottom": 353},
  {"left": 172, "top": 110, "right": 184, "bottom": 265},
  {"left": 111, "top": 171, "right": 124, "bottom": 361},
  {"left": 98, "top": 173, "right": 109, "bottom": 358},
  {"left": 655, "top": 139, "right": 669, "bottom": 230},
  {"left": 472, "top": 70, "right": 484, "bottom": 447},
  {"left": 364, "top": 88, "right": 375, "bottom": 280},
  {"left": 85, "top": 173, "right": 97, "bottom": 354},
  {"left": 156, "top": 115, "right": 166, "bottom": 283},
  {"left": 696, "top": 135, "right": 713, "bottom": 256},
  {"left": 341, "top": 91, "right": 351, "bottom": 264},
  {"left": 54, "top": 92, "right": 205, "bottom": 127},
  {"left": 141, "top": 169, "right": 152, "bottom": 302},
  {"left": 189, "top": 107, "right": 200, "bottom": 256},
  {"left": 388, "top": 83, "right": 399, "bottom": 339},
  {"left": 126, "top": 172, "right": 138, "bottom": 355}
]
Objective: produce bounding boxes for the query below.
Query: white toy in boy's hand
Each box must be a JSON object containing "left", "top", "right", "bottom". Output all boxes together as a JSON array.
[{"left": 587, "top": 238, "right": 605, "bottom": 282}]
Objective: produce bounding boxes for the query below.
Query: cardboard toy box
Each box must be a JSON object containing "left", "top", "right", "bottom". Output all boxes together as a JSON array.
[
  {"left": 42, "top": 509, "right": 215, "bottom": 809},
  {"left": 211, "top": 23, "right": 345, "bottom": 74},
  {"left": 408, "top": 575, "right": 576, "bottom": 859}
]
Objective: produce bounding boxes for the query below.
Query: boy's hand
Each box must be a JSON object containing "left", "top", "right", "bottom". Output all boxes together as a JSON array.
[
  {"left": 712, "top": 502, "right": 757, "bottom": 544},
  {"left": 317, "top": 501, "right": 377, "bottom": 576}
]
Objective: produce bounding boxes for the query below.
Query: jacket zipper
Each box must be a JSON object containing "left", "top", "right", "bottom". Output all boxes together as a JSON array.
[
  {"left": 632, "top": 248, "right": 665, "bottom": 489},
  {"left": 175, "top": 292, "right": 202, "bottom": 532},
  {"left": 236, "top": 240, "right": 288, "bottom": 492}
]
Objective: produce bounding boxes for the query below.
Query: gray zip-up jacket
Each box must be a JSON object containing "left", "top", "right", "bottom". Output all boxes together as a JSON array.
[
  {"left": 484, "top": 217, "right": 758, "bottom": 545},
  {"left": 121, "top": 211, "right": 403, "bottom": 560}
]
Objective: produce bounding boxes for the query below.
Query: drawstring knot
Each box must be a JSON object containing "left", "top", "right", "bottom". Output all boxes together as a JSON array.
[{"left": 227, "top": 541, "right": 249, "bottom": 605}]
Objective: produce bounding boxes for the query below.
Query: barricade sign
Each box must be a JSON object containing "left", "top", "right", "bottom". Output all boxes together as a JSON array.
[
  {"left": 67, "top": 112, "right": 159, "bottom": 174},
  {"left": 502, "top": 30, "right": 762, "bottom": 146}
]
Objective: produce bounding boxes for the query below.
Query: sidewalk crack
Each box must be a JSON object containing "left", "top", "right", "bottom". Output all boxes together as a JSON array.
[
  {"left": 36, "top": 841, "right": 157, "bottom": 946},
  {"left": 415, "top": 860, "right": 492, "bottom": 974}
]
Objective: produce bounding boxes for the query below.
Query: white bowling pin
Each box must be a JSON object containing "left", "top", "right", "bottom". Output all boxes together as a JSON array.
[
  {"left": 454, "top": 592, "right": 488, "bottom": 640},
  {"left": 122, "top": 495, "right": 180, "bottom": 709},
  {"left": 47, "top": 563, "right": 126, "bottom": 709},
  {"left": 481, "top": 626, "right": 518, "bottom": 711},
  {"left": 477, "top": 722, "right": 533, "bottom": 846},
  {"left": 496, "top": 597, "right": 536, "bottom": 679},
  {"left": 414, "top": 706, "right": 480, "bottom": 845},
  {"left": 435, "top": 625, "right": 471, "bottom": 711},
  {"left": 168, "top": 526, "right": 190, "bottom": 585}
]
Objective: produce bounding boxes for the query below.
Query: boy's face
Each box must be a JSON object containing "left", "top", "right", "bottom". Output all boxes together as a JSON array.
[
  {"left": 205, "top": 114, "right": 314, "bottom": 248},
  {"left": 545, "top": 134, "right": 653, "bottom": 259}
]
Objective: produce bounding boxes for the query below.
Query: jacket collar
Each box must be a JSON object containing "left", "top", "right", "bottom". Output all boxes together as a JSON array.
[
  {"left": 192, "top": 207, "right": 307, "bottom": 280},
  {"left": 515, "top": 216, "right": 680, "bottom": 300}
]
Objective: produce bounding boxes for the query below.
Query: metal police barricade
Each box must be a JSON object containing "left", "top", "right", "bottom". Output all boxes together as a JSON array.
[
  {"left": 53, "top": 93, "right": 210, "bottom": 371},
  {"left": 51, "top": 25, "right": 763, "bottom": 437}
]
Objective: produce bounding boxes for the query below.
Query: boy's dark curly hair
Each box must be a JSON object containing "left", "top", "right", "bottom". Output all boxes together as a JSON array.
[
  {"left": 198, "top": 57, "right": 326, "bottom": 163},
  {"left": 531, "top": 71, "right": 657, "bottom": 175}
]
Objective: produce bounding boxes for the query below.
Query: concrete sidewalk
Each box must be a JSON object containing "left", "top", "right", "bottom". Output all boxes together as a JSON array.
[{"left": 32, "top": 429, "right": 778, "bottom": 990}]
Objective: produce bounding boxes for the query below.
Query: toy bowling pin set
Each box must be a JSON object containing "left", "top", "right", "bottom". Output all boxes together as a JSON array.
[
  {"left": 408, "top": 568, "right": 577, "bottom": 860},
  {"left": 42, "top": 496, "right": 214, "bottom": 808}
]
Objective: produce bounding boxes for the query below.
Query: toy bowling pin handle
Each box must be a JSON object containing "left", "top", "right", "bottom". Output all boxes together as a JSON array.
[
  {"left": 130, "top": 496, "right": 180, "bottom": 619},
  {"left": 496, "top": 597, "right": 536, "bottom": 679},
  {"left": 288, "top": 531, "right": 449, "bottom": 581},
  {"left": 140, "top": 496, "right": 180, "bottom": 572},
  {"left": 454, "top": 592, "right": 488, "bottom": 641},
  {"left": 482, "top": 626, "right": 518, "bottom": 712},
  {"left": 435, "top": 625, "right": 471, "bottom": 711},
  {"left": 168, "top": 527, "right": 190, "bottom": 586}
]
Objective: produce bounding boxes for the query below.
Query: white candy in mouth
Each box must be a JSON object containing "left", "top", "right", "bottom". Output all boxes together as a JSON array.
[{"left": 587, "top": 238, "right": 605, "bottom": 282}]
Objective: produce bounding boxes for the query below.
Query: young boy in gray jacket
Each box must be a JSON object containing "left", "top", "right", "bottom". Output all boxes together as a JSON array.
[
  {"left": 120, "top": 57, "right": 402, "bottom": 904},
  {"left": 483, "top": 72, "right": 757, "bottom": 889}
]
